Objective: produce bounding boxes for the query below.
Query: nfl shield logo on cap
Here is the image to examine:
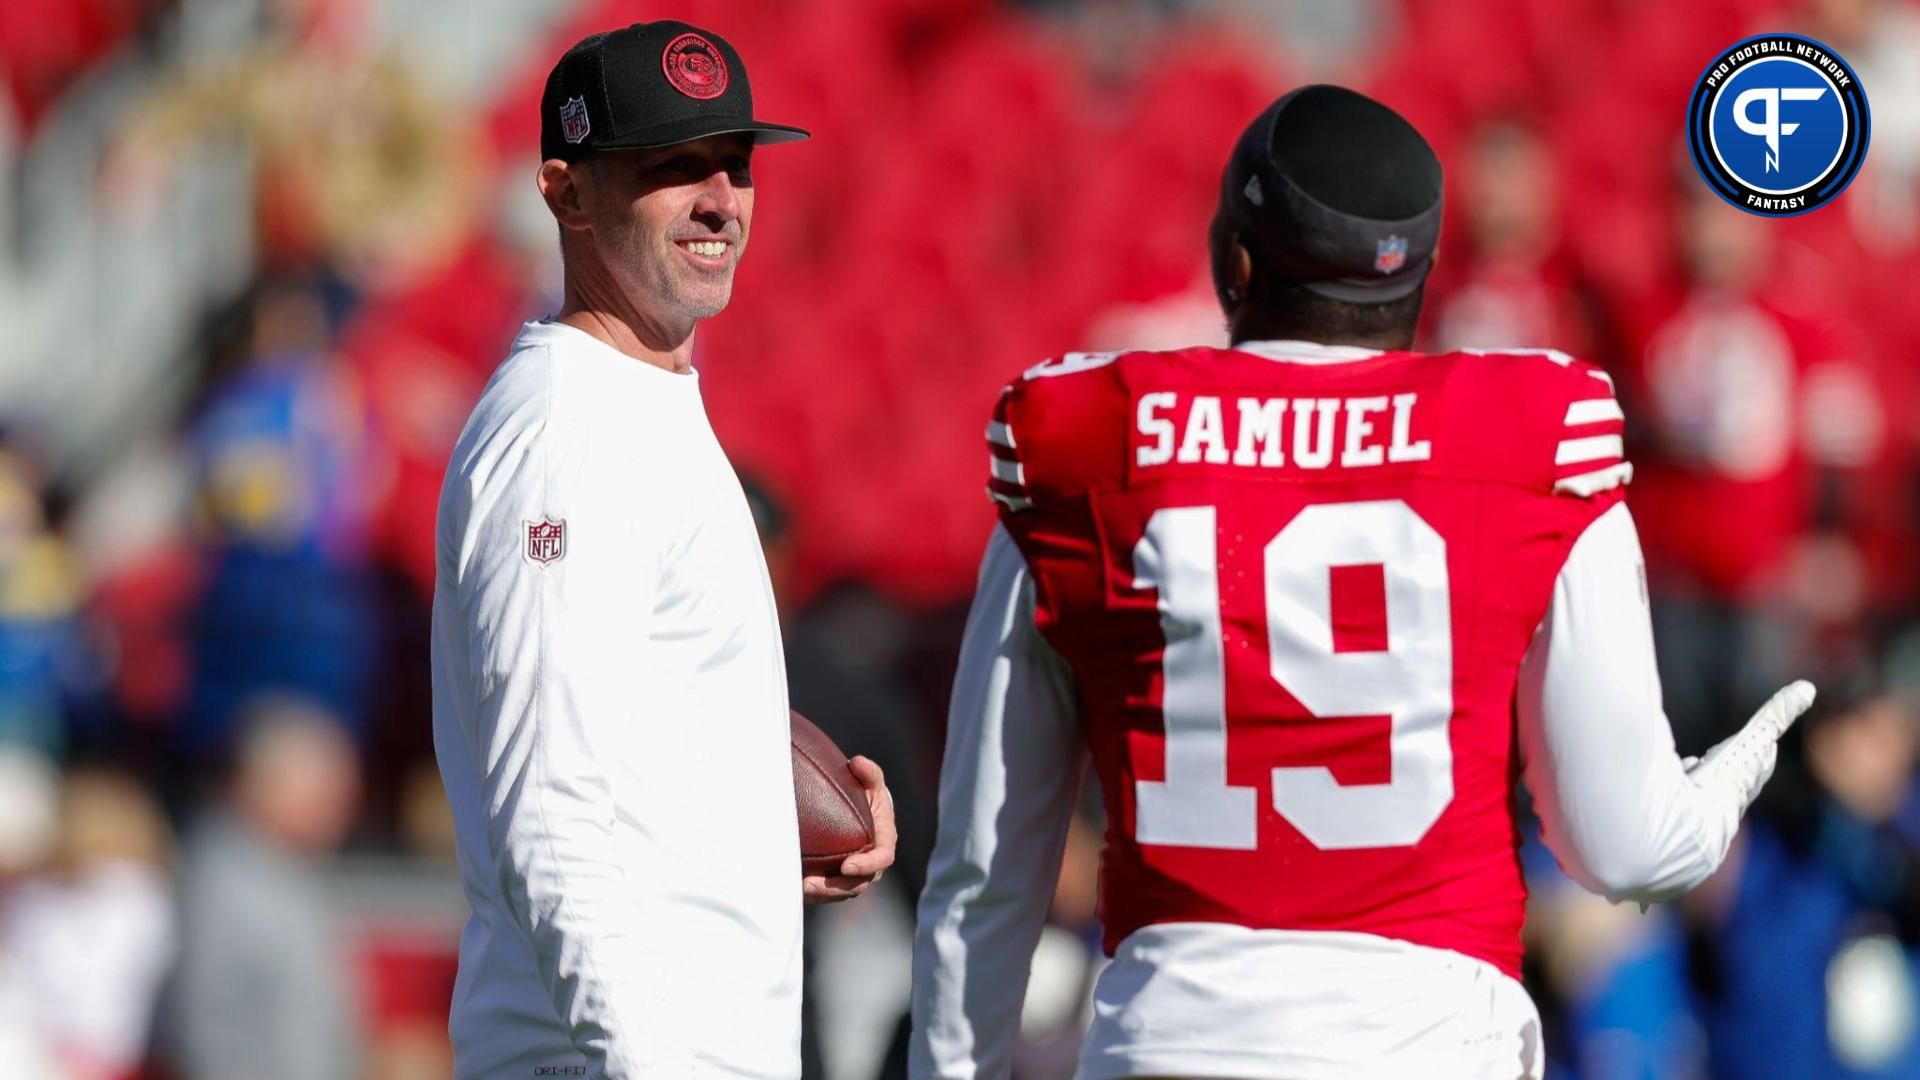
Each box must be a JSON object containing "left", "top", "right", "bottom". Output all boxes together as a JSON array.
[
  {"left": 525, "top": 518, "right": 566, "bottom": 565},
  {"left": 559, "top": 96, "right": 591, "bottom": 144},
  {"left": 1374, "top": 235, "right": 1408, "bottom": 274}
]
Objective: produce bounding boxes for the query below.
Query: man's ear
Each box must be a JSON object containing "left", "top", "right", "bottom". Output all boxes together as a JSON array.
[
  {"left": 537, "top": 159, "right": 593, "bottom": 233},
  {"left": 1229, "top": 237, "right": 1254, "bottom": 303},
  {"left": 1216, "top": 235, "right": 1254, "bottom": 310}
]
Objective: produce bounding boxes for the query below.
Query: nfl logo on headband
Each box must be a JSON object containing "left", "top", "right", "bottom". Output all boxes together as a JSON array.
[
  {"left": 1374, "top": 235, "right": 1408, "bottom": 274},
  {"left": 559, "top": 96, "right": 591, "bottom": 144}
]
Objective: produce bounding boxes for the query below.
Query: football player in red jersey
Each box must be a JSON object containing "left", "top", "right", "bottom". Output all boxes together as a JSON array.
[{"left": 909, "top": 85, "right": 1816, "bottom": 1080}]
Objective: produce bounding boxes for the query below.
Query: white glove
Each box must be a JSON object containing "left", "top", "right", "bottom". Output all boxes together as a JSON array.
[
  {"left": 1685, "top": 679, "right": 1818, "bottom": 816},
  {"left": 1623, "top": 681, "right": 1816, "bottom": 913}
]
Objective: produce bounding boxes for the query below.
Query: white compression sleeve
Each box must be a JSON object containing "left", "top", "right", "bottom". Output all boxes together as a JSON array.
[
  {"left": 1517, "top": 502, "right": 1745, "bottom": 902},
  {"left": 911, "top": 524, "right": 1083, "bottom": 1079}
]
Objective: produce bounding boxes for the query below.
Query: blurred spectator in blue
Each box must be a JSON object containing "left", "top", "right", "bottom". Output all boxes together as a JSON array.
[
  {"left": 0, "top": 768, "right": 175, "bottom": 1080},
  {"left": 166, "top": 695, "right": 362, "bottom": 1080},
  {"left": 0, "top": 438, "right": 92, "bottom": 757},
  {"left": 180, "top": 276, "right": 380, "bottom": 762},
  {"left": 1695, "top": 674, "right": 1920, "bottom": 1079},
  {"left": 1523, "top": 831, "right": 1707, "bottom": 1080}
]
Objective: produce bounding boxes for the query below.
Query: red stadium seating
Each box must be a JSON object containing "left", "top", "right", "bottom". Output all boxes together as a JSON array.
[{"left": 369, "top": 0, "right": 1917, "bottom": 604}]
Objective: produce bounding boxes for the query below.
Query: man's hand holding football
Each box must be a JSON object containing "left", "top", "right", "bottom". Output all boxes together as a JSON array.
[{"left": 804, "top": 756, "right": 897, "bottom": 904}]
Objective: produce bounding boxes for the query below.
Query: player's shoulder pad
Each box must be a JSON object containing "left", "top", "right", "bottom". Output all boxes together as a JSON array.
[
  {"left": 984, "top": 351, "right": 1132, "bottom": 514},
  {"left": 1457, "top": 348, "right": 1633, "bottom": 498}
]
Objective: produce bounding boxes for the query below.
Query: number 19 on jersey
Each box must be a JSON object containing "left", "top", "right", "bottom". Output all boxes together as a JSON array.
[{"left": 1130, "top": 499, "right": 1455, "bottom": 852}]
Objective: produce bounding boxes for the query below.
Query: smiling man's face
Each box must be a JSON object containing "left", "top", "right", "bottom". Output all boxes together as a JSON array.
[{"left": 587, "top": 133, "right": 756, "bottom": 322}]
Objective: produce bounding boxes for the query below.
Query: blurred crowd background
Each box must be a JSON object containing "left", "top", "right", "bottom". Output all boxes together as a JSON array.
[{"left": 1, "top": 0, "right": 1917, "bottom": 1076}]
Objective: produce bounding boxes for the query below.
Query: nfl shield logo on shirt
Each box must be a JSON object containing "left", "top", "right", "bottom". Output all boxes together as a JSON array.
[
  {"left": 1374, "top": 234, "right": 1408, "bottom": 274},
  {"left": 525, "top": 518, "right": 566, "bottom": 565},
  {"left": 559, "top": 96, "right": 591, "bottom": 144}
]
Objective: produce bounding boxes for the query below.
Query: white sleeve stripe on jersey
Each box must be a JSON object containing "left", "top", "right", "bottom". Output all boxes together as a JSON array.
[
  {"left": 1554, "top": 462, "right": 1635, "bottom": 496},
  {"left": 986, "top": 486, "right": 1033, "bottom": 511},
  {"left": 986, "top": 420, "right": 1017, "bottom": 450},
  {"left": 1565, "top": 398, "right": 1625, "bottom": 426},
  {"left": 990, "top": 456, "right": 1026, "bottom": 485},
  {"left": 1556, "top": 434, "right": 1625, "bottom": 466}
]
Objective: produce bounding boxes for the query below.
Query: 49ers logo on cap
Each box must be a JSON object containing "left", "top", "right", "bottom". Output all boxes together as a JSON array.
[
  {"left": 662, "top": 32, "right": 729, "bottom": 100},
  {"left": 525, "top": 518, "right": 566, "bottom": 565}
]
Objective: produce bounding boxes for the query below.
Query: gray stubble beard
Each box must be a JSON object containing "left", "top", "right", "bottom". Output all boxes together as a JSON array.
[{"left": 605, "top": 214, "right": 735, "bottom": 322}]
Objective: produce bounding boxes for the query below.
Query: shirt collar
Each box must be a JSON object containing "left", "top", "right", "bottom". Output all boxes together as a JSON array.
[{"left": 1234, "top": 339, "right": 1386, "bottom": 365}]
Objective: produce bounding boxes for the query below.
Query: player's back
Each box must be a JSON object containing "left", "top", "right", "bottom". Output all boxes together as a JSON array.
[{"left": 987, "top": 338, "right": 1629, "bottom": 980}]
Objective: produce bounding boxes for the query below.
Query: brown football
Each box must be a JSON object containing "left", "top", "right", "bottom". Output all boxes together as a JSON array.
[{"left": 791, "top": 710, "right": 877, "bottom": 876}]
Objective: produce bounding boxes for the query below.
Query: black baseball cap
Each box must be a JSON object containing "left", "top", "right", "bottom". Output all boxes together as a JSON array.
[
  {"left": 1221, "top": 85, "right": 1443, "bottom": 304},
  {"left": 540, "top": 21, "right": 809, "bottom": 164}
]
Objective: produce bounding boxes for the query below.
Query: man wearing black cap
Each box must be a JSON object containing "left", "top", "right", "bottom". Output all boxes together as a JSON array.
[
  {"left": 911, "top": 85, "right": 1811, "bottom": 1078},
  {"left": 431, "top": 21, "right": 893, "bottom": 1079}
]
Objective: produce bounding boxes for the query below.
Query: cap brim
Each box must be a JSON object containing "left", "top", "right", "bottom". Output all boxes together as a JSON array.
[
  {"left": 593, "top": 116, "right": 811, "bottom": 152},
  {"left": 1298, "top": 259, "right": 1432, "bottom": 304}
]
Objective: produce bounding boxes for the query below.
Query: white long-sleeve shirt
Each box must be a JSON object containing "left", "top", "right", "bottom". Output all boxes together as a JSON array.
[
  {"left": 432, "top": 320, "right": 800, "bottom": 1079},
  {"left": 912, "top": 502, "right": 1750, "bottom": 1079}
]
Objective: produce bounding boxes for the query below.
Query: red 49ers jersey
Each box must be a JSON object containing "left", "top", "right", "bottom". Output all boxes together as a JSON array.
[{"left": 985, "top": 341, "right": 1629, "bottom": 978}]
